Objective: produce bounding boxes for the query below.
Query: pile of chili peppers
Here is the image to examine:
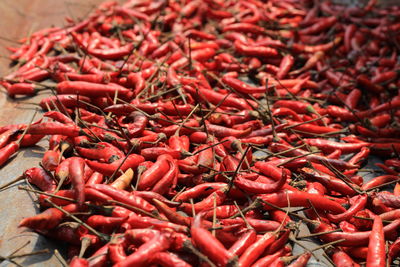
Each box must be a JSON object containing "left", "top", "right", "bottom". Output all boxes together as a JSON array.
[{"left": 1, "top": 0, "right": 400, "bottom": 266}]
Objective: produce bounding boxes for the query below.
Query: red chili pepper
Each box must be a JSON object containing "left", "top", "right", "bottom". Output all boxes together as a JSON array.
[
  {"left": 85, "top": 154, "right": 144, "bottom": 176},
  {"left": 301, "top": 167, "right": 358, "bottom": 196},
  {"left": 238, "top": 232, "right": 277, "bottom": 267},
  {"left": 27, "top": 122, "right": 81, "bottom": 137},
  {"left": 327, "top": 195, "right": 368, "bottom": 223},
  {"left": 114, "top": 232, "right": 171, "bottom": 267},
  {"left": 152, "top": 157, "right": 178, "bottom": 195},
  {"left": 277, "top": 54, "right": 294, "bottom": 79},
  {"left": 87, "top": 184, "right": 156, "bottom": 213},
  {"left": 259, "top": 190, "right": 346, "bottom": 214},
  {"left": 388, "top": 237, "right": 400, "bottom": 263},
  {"left": 191, "top": 213, "right": 237, "bottom": 266},
  {"left": 150, "top": 252, "right": 191, "bottom": 267},
  {"left": 126, "top": 213, "right": 188, "bottom": 233},
  {"left": 56, "top": 81, "right": 132, "bottom": 97},
  {"left": 234, "top": 40, "right": 278, "bottom": 57},
  {"left": 137, "top": 154, "right": 171, "bottom": 190},
  {"left": 69, "top": 157, "right": 86, "bottom": 206},
  {"left": 24, "top": 167, "right": 57, "bottom": 192},
  {"left": 311, "top": 219, "right": 400, "bottom": 246},
  {"left": 228, "top": 229, "right": 256, "bottom": 256},
  {"left": 19, "top": 204, "right": 78, "bottom": 230},
  {"left": 222, "top": 75, "right": 266, "bottom": 94},
  {"left": 234, "top": 168, "right": 288, "bottom": 194},
  {"left": 69, "top": 256, "right": 89, "bottom": 267},
  {"left": 287, "top": 252, "right": 312, "bottom": 267},
  {"left": 366, "top": 216, "right": 386, "bottom": 267}
]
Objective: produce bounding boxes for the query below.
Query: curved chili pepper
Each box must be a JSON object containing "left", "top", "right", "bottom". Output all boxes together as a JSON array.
[
  {"left": 85, "top": 154, "right": 144, "bottom": 176},
  {"left": 114, "top": 232, "right": 171, "bottom": 267},
  {"left": 191, "top": 213, "right": 237, "bottom": 266},
  {"left": 152, "top": 157, "right": 178, "bottom": 195},
  {"left": 287, "top": 252, "right": 311, "bottom": 267},
  {"left": 327, "top": 195, "right": 368, "bottom": 223},
  {"left": 228, "top": 229, "right": 256, "bottom": 256},
  {"left": 24, "top": 167, "right": 57, "bottom": 192},
  {"left": 234, "top": 168, "right": 288, "bottom": 194},
  {"left": 137, "top": 154, "right": 171, "bottom": 190},
  {"left": 238, "top": 232, "right": 277, "bottom": 267}
]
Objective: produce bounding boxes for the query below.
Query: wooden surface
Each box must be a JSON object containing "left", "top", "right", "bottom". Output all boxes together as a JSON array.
[{"left": 0, "top": 1, "right": 110, "bottom": 266}]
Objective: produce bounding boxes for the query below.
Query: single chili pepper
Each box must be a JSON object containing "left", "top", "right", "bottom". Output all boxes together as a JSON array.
[
  {"left": 329, "top": 248, "right": 361, "bottom": 267},
  {"left": 362, "top": 175, "right": 400, "bottom": 191},
  {"left": 150, "top": 252, "right": 191, "bottom": 267},
  {"left": 238, "top": 232, "right": 277, "bottom": 267},
  {"left": 366, "top": 216, "right": 385, "bottom": 267},
  {"left": 85, "top": 154, "right": 144, "bottom": 176},
  {"left": 205, "top": 122, "right": 251, "bottom": 138},
  {"left": 327, "top": 195, "right": 368, "bottom": 223},
  {"left": 290, "top": 51, "right": 324, "bottom": 75},
  {"left": 311, "top": 219, "right": 400, "bottom": 246},
  {"left": 234, "top": 168, "right": 288, "bottom": 194},
  {"left": 348, "top": 147, "right": 370, "bottom": 166},
  {"left": 41, "top": 150, "right": 60, "bottom": 171},
  {"left": 259, "top": 190, "right": 346, "bottom": 214},
  {"left": 108, "top": 243, "right": 127, "bottom": 264},
  {"left": 301, "top": 167, "right": 358, "bottom": 196},
  {"left": 374, "top": 192, "right": 400, "bottom": 209},
  {"left": 19, "top": 203, "right": 78, "bottom": 230},
  {"left": 287, "top": 252, "right": 312, "bottom": 267},
  {"left": 137, "top": 154, "right": 171, "bottom": 190},
  {"left": 180, "top": 187, "right": 227, "bottom": 214},
  {"left": 27, "top": 122, "right": 81, "bottom": 137},
  {"left": 0, "top": 129, "right": 17, "bottom": 149},
  {"left": 111, "top": 168, "right": 134, "bottom": 190},
  {"left": 68, "top": 157, "right": 86, "bottom": 206},
  {"left": 356, "top": 74, "right": 384, "bottom": 94},
  {"left": 69, "top": 256, "right": 89, "bottom": 267},
  {"left": 277, "top": 54, "right": 294, "bottom": 79},
  {"left": 114, "top": 232, "right": 171, "bottom": 267},
  {"left": 189, "top": 87, "right": 253, "bottom": 110},
  {"left": 152, "top": 199, "right": 191, "bottom": 226},
  {"left": 234, "top": 40, "right": 278, "bottom": 57},
  {"left": 76, "top": 142, "right": 124, "bottom": 163},
  {"left": 126, "top": 213, "right": 188, "bottom": 233},
  {"left": 56, "top": 81, "right": 132, "bottom": 97},
  {"left": 299, "top": 16, "right": 337, "bottom": 35},
  {"left": 388, "top": 237, "right": 400, "bottom": 263},
  {"left": 24, "top": 167, "right": 57, "bottom": 192},
  {"left": 87, "top": 215, "right": 126, "bottom": 233},
  {"left": 222, "top": 75, "right": 266, "bottom": 94},
  {"left": 174, "top": 182, "right": 227, "bottom": 202},
  {"left": 252, "top": 249, "right": 286, "bottom": 267},
  {"left": 87, "top": 184, "right": 156, "bottom": 213},
  {"left": 228, "top": 229, "right": 256, "bottom": 256},
  {"left": 191, "top": 213, "right": 237, "bottom": 266}
]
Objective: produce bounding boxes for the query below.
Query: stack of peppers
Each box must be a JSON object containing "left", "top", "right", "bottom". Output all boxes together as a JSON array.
[{"left": 1, "top": 0, "right": 400, "bottom": 266}]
